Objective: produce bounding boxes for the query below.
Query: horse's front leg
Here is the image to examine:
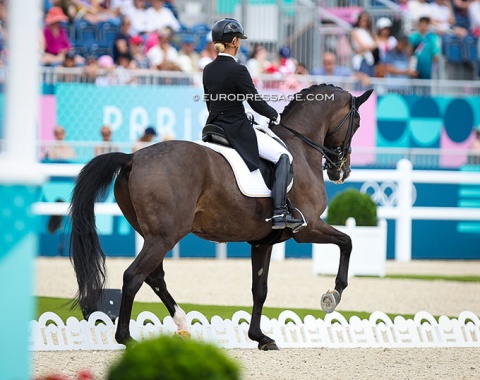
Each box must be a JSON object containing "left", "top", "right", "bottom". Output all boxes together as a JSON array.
[
  {"left": 248, "top": 244, "right": 278, "bottom": 351},
  {"left": 295, "top": 219, "right": 352, "bottom": 313}
]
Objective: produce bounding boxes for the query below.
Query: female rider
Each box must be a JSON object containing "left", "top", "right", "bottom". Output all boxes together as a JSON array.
[{"left": 203, "top": 18, "right": 303, "bottom": 230}]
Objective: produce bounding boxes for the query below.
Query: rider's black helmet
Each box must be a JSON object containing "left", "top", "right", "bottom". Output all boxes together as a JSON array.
[{"left": 211, "top": 18, "right": 247, "bottom": 43}]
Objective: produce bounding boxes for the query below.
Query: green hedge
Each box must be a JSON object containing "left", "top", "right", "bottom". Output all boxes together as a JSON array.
[
  {"left": 108, "top": 335, "right": 241, "bottom": 380},
  {"left": 326, "top": 188, "right": 377, "bottom": 226}
]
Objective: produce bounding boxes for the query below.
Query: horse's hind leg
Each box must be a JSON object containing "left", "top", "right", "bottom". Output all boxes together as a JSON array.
[
  {"left": 248, "top": 245, "right": 278, "bottom": 351},
  {"left": 115, "top": 236, "right": 171, "bottom": 344},
  {"left": 144, "top": 262, "right": 190, "bottom": 338}
]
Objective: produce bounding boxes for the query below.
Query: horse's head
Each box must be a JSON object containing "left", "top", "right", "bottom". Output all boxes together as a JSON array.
[{"left": 323, "top": 89, "right": 373, "bottom": 184}]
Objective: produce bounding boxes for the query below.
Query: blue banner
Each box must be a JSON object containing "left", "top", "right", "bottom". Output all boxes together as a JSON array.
[{"left": 56, "top": 84, "right": 208, "bottom": 143}]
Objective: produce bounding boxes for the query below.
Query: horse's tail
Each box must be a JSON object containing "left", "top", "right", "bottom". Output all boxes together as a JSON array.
[{"left": 69, "top": 152, "right": 132, "bottom": 310}]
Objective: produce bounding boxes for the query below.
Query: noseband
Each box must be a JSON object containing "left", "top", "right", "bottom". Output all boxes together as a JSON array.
[{"left": 279, "top": 95, "right": 359, "bottom": 171}]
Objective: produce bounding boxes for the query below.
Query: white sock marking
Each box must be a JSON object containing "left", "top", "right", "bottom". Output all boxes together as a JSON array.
[{"left": 173, "top": 305, "right": 188, "bottom": 331}]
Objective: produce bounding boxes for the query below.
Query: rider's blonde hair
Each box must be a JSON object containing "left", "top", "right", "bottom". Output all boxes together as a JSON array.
[{"left": 214, "top": 42, "right": 226, "bottom": 53}]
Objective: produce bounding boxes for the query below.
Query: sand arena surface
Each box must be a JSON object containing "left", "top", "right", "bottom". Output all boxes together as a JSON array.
[{"left": 33, "top": 258, "right": 480, "bottom": 379}]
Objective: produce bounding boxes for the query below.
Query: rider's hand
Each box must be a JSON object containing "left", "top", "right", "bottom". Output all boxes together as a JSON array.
[
  {"left": 271, "top": 113, "right": 281, "bottom": 125},
  {"left": 245, "top": 109, "right": 255, "bottom": 123}
]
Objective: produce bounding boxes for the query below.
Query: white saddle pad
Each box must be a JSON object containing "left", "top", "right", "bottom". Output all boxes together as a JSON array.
[{"left": 195, "top": 136, "right": 293, "bottom": 198}]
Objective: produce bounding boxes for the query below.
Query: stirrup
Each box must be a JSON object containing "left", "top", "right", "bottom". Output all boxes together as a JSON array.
[
  {"left": 287, "top": 208, "right": 308, "bottom": 233},
  {"left": 265, "top": 213, "right": 287, "bottom": 229}
]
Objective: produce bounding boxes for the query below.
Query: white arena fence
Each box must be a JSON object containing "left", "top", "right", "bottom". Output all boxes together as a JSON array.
[
  {"left": 36, "top": 141, "right": 479, "bottom": 169},
  {"left": 32, "top": 159, "right": 480, "bottom": 261},
  {"left": 40, "top": 67, "right": 480, "bottom": 97},
  {"left": 30, "top": 310, "right": 480, "bottom": 350}
]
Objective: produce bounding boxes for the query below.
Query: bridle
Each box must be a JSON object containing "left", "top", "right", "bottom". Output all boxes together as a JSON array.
[{"left": 278, "top": 95, "right": 359, "bottom": 172}]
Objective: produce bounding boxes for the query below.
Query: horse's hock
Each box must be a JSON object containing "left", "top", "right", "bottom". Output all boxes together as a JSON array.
[{"left": 312, "top": 218, "right": 388, "bottom": 277}]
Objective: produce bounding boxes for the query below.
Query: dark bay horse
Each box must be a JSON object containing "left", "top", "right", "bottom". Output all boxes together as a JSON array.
[{"left": 69, "top": 84, "right": 373, "bottom": 350}]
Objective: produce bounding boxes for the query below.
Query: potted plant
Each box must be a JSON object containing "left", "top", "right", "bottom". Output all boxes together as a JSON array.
[{"left": 312, "top": 188, "right": 387, "bottom": 277}]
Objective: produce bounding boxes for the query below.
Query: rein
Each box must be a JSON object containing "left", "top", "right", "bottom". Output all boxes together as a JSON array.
[{"left": 278, "top": 95, "right": 358, "bottom": 171}]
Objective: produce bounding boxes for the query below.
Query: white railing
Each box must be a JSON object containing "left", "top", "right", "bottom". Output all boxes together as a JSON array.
[
  {"left": 31, "top": 159, "right": 480, "bottom": 261},
  {"left": 35, "top": 67, "right": 480, "bottom": 96}
]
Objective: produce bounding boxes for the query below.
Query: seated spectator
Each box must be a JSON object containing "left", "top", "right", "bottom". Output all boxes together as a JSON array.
[
  {"left": 451, "top": 0, "right": 472, "bottom": 37},
  {"left": 57, "top": 51, "right": 78, "bottom": 82},
  {"left": 405, "top": 0, "right": 431, "bottom": 34},
  {"left": 246, "top": 44, "right": 272, "bottom": 77},
  {"left": 116, "top": 52, "right": 136, "bottom": 83},
  {"left": 132, "top": 126, "right": 157, "bottom": 152},
  {"left": 113, "top": 15, "right": 132, "bottom": 64},
  {"left": 44, "top": 125, "right": 76, "bottom": 161},
  {"left": 95, "top": 54, "right": 119, "bottom": 85},
  {"left": 375, "top": 17, "right": 397, "bottom": 63},
  {"left": 71, "top": 0, "right": 118, "bottom": 24},
  {"left": 110, "top": 0, "right": 133, "bottom": 17},
  {"left": 81, "top": 56, "right": 99, "bottom": 83},
  {"left": 294, "top": 62, "right": 309, "bottom": 75},
  {"left": 62, "top": 50, "right": 76, "bottom": 67},
  {"left": 311, "top": 51, "right": 371, "bottom": 87},
  {"left": 277, "top": 45, "right": 297, "bottom": 75},
  {"left": 177, "top": 35, "right": 200, "bottom": 73},
  {"left": 382, "top": 35, "right": 418, "bottom": 82},
  {"left": 470, "top": 0, "right": 480, "bottom": 36},
  {"left": 94, "top": 125, "right": 120, "bottom": 156},
  {"left": 350, "top": 11, "right": 378, "bottom": 77},
  {"left": 46, "top": 0, "right": 78, "bottom": 22},
  {"left": 146, "top": 27, "right": 180, "bottom": 71},
  {"left": 145, "top": 0, "right": 180, "bottom": 33},
  {"left": 409, "top": 17, "right": 441, "bottom": 79},
  {"left": 41, "top": 6, "right": 72, "bottom": 66},
  {"left": 198, "top": 32, "right": 216, "bottom": 70},
  {"left": 430, "top": 0, "right": 456, "bottom": 35},
  {"left": 129, "top": 34, "right": 151, "bottom": 69},
  {"left": 126, "top": 0, "right": 150, "bottom": 35}
]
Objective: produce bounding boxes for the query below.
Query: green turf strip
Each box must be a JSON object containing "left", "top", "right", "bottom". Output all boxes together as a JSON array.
[
  {"left": 37, "top": 296, "right": 417, "bottom": 322},
  {"left": 384, "top": 274, "right": 480, "bottom": 282}
]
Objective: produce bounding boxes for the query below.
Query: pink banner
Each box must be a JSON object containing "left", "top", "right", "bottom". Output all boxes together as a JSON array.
[
  {"left": 39, "top": 95, "right": 56, "bottom": 141},
  {"left": 351, "top": 90, "right": 377, "bottom": 166}
]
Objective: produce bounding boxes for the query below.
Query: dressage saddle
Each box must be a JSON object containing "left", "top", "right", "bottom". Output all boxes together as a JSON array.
[{"left": 202, "top": 124, "right": 231, "bottom": 147}]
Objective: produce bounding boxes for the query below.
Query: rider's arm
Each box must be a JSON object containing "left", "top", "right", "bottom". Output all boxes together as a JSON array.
[
  {"left": 236, "top": 65, "right": 278, "bottom": 121},
  {"left": 203, "top": 82, "right": 210, "bottom": 112}
]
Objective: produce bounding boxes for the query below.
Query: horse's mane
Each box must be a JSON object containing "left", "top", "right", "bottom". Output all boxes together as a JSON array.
[{"left": 281, "top": 83, "right": 344, "bottom": 117}]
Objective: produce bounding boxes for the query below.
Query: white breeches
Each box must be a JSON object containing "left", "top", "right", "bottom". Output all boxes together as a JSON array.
[{"left": 255, "top": 129, "right": 292, "bottom": 164}]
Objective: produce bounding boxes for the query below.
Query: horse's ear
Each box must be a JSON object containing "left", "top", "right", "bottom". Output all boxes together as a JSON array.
[{"left": 355, "top": 89, "right": 374, "bottom": 108}]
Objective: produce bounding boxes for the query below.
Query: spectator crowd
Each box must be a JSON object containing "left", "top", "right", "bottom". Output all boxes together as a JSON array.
[
  {"left": 0, "top": 0, "right": 479, "bottom": 82},
  {"left": 0, "top": 0, "right": 477, "bottom": 84}
]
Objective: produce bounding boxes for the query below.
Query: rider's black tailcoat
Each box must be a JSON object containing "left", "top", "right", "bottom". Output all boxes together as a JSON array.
[{"left": 203, "top": 54, "right": 278, "bottom": 171}]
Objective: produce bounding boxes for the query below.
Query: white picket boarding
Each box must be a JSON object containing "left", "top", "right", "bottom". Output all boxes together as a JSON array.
[{"left": 30, "top": 310, "right": 480, "bottom": 351}]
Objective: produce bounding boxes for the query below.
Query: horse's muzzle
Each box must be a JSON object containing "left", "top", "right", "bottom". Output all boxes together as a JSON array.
[{"left": 327, "top": 166, "right": 351, "bottom": 184}]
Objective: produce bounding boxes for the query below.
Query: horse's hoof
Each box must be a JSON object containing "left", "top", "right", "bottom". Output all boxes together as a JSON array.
[
  {"left": 175, "top": 330, "right": 191, "bottom": 339},
  {"left": 321, "top": 289, "right": 341, "bottom": 313},
  {"left": 258, "top": 341, "right": 279, "bottom": 351},
  {"left": 115, "top": 335, "right": 135, "bottom": 345}
]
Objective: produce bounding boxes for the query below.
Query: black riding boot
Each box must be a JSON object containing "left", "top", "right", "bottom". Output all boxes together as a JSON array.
[{"left": 270, "top": 154, "right": 304, "bottom": 230}]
